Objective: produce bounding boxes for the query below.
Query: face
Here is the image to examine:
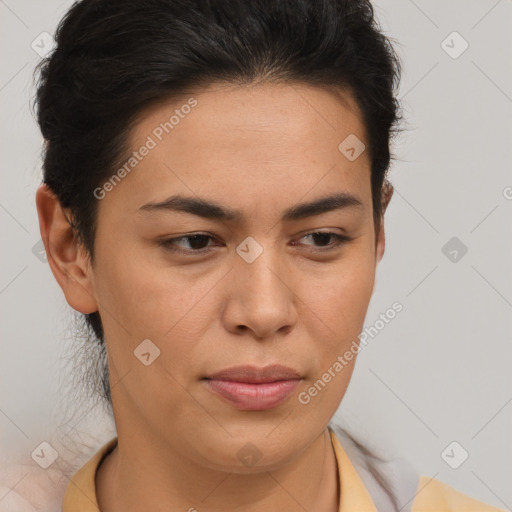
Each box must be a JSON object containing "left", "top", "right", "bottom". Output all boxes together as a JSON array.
[{"left": 40, "top": 81, "right": 389, "bottom": 472}]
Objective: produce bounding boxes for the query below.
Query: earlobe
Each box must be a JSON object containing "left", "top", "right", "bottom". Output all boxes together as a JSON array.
[{"left": 35, "top": 184, "right": 98, "bottom": 314}]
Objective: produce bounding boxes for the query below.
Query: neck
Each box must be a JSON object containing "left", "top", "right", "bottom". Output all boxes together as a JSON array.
[{"left": 96, "top": 428, "right": 340, "bottom": 512}]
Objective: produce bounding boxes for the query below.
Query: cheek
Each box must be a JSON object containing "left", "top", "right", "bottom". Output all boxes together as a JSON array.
[
  {"left": 92, "top": 248, "right": 200, "bottom": 411},
  {"left": 94, "top": 250, "right": 231, "bottom": 387},
  {"left": 302, "top": 251, "right": 375, "bottom": 334},
  {"left": 296, "top": 253, "right": 375, "bottom": 403},
  {"left": 93, "top": 241, "right": 188, "bottom": 331},
  {"left": 297, "top": 264, "right": 373, "bottom": 416}
]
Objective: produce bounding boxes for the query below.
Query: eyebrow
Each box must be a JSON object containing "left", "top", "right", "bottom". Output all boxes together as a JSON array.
[{"left": 138, "top": 192, "right": 364, "bottom": 223}]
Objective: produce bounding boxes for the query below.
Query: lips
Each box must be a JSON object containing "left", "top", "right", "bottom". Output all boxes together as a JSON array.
[
  {"left": 204, "top": 364, "right": 302, "bottom": 383},
  {"left": 202, "top": 364, "right": 303, "bottom": 410}
]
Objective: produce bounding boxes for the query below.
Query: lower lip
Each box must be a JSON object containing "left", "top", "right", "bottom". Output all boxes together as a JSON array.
[{"left": 203, "top": 379, "right": 301, "bottom": 410}]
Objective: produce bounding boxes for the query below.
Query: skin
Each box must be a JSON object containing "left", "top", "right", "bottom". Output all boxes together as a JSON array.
[{"left": 36, "top": 81, "right": 393, "bottom": 512}]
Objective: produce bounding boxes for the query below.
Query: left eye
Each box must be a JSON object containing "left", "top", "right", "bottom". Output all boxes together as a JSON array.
[
  {"left": 295, "top": 232, "right": 352, "bottom": 251},
  {"left": 159, "top": 231, "right": 352, "bottom": 255}
]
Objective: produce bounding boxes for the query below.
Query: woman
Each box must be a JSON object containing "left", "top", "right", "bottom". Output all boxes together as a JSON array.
[{"left": 31, "top": 0, "right": 503, "bottom": 510}]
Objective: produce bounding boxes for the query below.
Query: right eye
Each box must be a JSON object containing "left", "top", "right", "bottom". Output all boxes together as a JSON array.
[{"left": 158, "top": 233, "right": 220, "bottom": 254}]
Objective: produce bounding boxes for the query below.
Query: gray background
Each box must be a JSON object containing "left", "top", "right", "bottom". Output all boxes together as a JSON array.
[{"left": 1, "top": 0, "right": 511, "bottom": 509}]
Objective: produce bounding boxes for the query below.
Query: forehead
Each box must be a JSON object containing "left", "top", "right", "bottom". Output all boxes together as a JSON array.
[
  {"left": 103, "top": 82, "right": 372, "bottom": 220},
  {"left": 132, "top": 81, "right": 367, "bottom": 149}
]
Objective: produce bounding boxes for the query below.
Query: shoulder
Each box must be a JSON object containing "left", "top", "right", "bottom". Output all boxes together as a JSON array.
[
  {"left": 329, "top": 424, "right": 420, "bottom": 511},
  {"left": 411, "top": 475, "right": 506, "bottom": 512},
  {"left": 329, "top": 424, "right": 505, "bottom": 512}
]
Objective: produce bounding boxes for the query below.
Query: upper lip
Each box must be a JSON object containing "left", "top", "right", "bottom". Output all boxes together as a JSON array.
[{"left": 204, "top": 364, "right": 302, "bottom": 383}]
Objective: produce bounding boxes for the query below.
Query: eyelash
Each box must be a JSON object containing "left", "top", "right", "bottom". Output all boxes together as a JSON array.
[{"left": 158, "top": 231, "right": 353, "bottom": 255}]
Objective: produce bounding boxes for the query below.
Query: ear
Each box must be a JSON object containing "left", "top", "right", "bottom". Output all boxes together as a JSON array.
[
  {"left": 375, "top": 180, "right": 394, "bottom": 263},
  {"left": 35, "top": 184, "right": 98, "bottom": 314}
]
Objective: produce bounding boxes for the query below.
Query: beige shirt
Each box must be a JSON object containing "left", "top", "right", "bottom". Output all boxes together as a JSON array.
[{"left": 61, "top": 428, "right": 504, "bottom": 511}]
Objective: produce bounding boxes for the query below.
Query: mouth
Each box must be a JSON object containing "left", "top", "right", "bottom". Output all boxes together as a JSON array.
[{"left": 202, "top": 364, "right": 303, "bottom": 411}]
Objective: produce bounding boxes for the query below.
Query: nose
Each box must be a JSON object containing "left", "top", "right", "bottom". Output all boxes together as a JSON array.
[{"left": 221, "top": 243, "right": 299, "bottom": 340}]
